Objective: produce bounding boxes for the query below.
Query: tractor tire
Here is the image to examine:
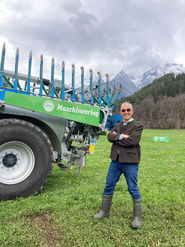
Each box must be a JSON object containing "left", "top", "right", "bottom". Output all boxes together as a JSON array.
[{"left": 0, "top": 119, "right": 53, "bottom": 201}]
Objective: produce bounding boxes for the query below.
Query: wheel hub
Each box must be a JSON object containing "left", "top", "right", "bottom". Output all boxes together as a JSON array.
[
  {"left": 0, "top": 141, "right": 35, "bottom": 184},
  {"left": 3, "top": 153, "right": 17, "bottom": 168}
]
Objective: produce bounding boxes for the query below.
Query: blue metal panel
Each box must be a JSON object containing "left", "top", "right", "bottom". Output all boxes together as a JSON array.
[
  {"left": 0, "top": 43, "right": 6, "bottom": 88},
  {"left": 14, "top": 48, "right": 19, "bottom": 90},
  {"left": 51, "top": 58, "right": 55, "bottom": 98},
  {"left": 98, "top": 72, "right": 101, "bottom": 107},
  {"left": 72, "top": 64, "right": 75, "bottom": 103},
  {"left": 106, "top": 74, "right": 110, "bottom": 107},
  {"left": 81, "top": 66, "right": 84, "bottom": 104},
  {"left": 61, "top": 61, "right": 65, "bottom": 100},
  {"left": 90, "top": 69, "right": 93, "bottom": 105},
  {"left": 39, "top": 55, "right": 43, "bottom": 96},
  {"left": 106, "top": 115, "right": 122, "bottom": 131},
  {"left": 27, "top": 51, "right": 32, "bottom": 93}
]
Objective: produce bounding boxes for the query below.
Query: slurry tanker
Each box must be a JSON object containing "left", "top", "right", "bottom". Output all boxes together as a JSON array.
[{"left": 0, "top": 44, "right": 121, "bottom": 200}]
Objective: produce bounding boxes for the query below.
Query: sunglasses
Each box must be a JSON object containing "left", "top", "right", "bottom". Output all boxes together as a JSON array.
[{"left": 121, "top": 108, "right": 131, "bottom": 113}]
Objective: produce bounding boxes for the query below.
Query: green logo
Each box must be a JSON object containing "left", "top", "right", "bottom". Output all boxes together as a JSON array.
[
  {"left": 153, "top": 136, "right": 169, "bottom": 143},
  {"left": 43, "top": 100, "right": 54, "bottom": 112}
]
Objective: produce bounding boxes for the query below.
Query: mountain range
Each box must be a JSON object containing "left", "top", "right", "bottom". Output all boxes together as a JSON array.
[{"left": 108, "top": 63, "right": 185, "bottom": 99}]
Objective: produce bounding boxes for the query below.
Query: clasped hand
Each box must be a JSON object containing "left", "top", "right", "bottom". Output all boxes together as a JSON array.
[{"left": 112, "top": 131, "right": 129, "bottom": 139}]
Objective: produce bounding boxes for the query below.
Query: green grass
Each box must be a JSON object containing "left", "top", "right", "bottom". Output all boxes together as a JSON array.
[{"left": 0, "top": 129, "right": 185, "bottom": 247}]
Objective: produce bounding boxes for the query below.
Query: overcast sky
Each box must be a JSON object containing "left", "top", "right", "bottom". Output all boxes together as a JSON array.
[{"left": 0, "top": 0, "right": 185, "bottom": 84}]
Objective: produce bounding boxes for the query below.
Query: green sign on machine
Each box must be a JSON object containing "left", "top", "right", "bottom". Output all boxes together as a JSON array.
[
  {"left": 153, "top": 136, "right": 170, "bottom": 143},
  {"left": 4, "top": 91, "right": 100, "bottom": 126}
]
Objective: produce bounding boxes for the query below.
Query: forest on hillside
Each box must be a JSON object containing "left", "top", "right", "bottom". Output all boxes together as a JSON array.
[{"left": 114, "top": 73, "right": 185, "bottom": 129}]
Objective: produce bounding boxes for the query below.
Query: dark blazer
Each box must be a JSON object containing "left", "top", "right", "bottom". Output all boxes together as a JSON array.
[{"left": 107, "top": 121, "right": 143, "bottom": 164}]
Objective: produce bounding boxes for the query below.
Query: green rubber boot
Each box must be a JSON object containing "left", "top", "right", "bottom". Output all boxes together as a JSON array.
[
  {"left": 93, "top": 195, "right": 112, "bottom": 219},
  {"left": 131, "top": 199, "right": 142, "bottom": 229}
]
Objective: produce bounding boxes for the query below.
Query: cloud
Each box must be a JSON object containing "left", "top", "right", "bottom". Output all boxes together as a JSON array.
[{"left": 0, "top": 0, "right": 185, "bottom": 83}]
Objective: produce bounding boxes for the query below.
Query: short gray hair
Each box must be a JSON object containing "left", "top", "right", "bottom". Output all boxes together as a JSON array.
[{"left": 120, "top": 102, "right": 133, "bottom": 110}]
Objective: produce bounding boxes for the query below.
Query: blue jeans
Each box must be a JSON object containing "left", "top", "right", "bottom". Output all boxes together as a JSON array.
[{"left": 104, "top": 157, "right": 141, "bottom": 199}]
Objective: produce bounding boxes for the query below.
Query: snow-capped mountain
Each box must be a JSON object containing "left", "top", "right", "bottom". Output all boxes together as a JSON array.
[
  {"left": 127, "top": 74, "right": 142, "bottom": 87},
  {"left": 139, "top": 63, "right": 185, "bottom": 88},
  {"left": 93, "top": 63, "right": 185, "bottom": 100},
  {"left": 109, "top": 70, "right": 138, "bottom": 98},
  {"left": 93, "top": 70, "right": 137, "bottom": 99}
]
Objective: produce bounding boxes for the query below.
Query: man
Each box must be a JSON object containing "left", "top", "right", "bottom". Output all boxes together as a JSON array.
[{"left": 93, "top": 102, "right": 143, "bottom": 229}]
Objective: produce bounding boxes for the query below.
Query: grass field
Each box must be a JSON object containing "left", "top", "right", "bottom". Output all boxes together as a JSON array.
[{"left": 0, "top": 129, "right": 185, "bottom": 247}]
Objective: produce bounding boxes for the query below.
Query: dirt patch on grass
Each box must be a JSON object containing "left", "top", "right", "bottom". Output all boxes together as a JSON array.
[{"left": 30, "top": 213, "right": 62, "bottom": 247}]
